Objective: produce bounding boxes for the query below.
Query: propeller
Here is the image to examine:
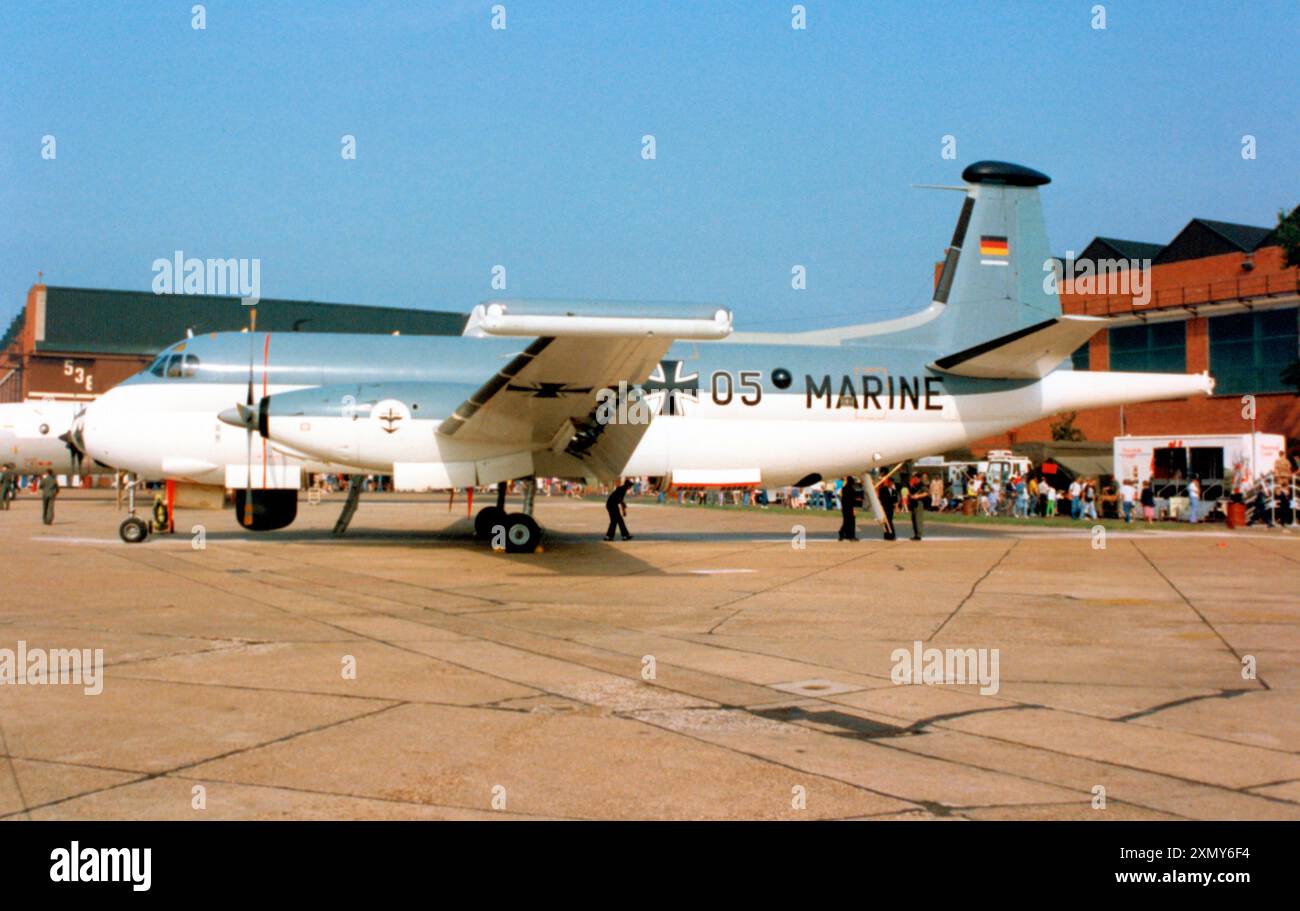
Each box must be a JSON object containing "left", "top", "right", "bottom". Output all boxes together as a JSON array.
[
  {"left": 243, "top": 309, "right": 257, "bottom": 527},
  {"left": 216, "top": 310, "right": 270, "bottom": 527},
  {"left": 58, "top": 406, "right": 87, "bottom": 474}
]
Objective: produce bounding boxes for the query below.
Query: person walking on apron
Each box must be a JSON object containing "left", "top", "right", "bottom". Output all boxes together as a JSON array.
[
  {"left": 604, "top": 479, "right": 634, "bottom": 541},
  {"left": 39, "top": 469, "right": 59, "bottom": 525},
  {"left": 838, "top": 476, "right": 858, "bottom": 541}
]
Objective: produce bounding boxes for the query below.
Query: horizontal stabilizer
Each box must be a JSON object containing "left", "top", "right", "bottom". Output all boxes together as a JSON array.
[{"left": 930, "top": 316, "right": 1107, "bottom": 379}]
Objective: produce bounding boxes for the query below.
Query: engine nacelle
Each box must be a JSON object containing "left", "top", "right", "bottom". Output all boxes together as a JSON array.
[
  {"left": 256, "top": 382, "right": 464, "bottom": 468},
  {"left": 248, "top": 379, "right": 527, "bottom": 480}
]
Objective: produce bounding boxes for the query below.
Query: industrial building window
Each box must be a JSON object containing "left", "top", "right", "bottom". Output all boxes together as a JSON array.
[
  {"left": 1108, "top": 321, "right": 1186, "bottom": 373},
  {"left": 1070, "top": 341, "right": 1089, "bottom": 371},
  {"left": 1208, "top": 308, "right": 1298, "bottom": 396}
]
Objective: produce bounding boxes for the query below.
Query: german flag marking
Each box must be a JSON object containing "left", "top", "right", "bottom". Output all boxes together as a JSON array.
[{"left": 979, "top": 235, "right": 1009, "bottom": 256}]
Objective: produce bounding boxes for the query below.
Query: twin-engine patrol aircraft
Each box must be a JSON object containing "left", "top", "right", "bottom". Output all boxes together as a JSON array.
[
  {"left": 81, "top": 161, "right": 1213, "bottom": 550},
  {"left": 0, "top": 400, "right": 88, "bottom": 475}
]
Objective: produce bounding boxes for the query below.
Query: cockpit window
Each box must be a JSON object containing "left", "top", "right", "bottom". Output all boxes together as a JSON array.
[
  {"left": 151, "top": 350, "right": 200, "bottom": 379},
  {"left": 163, "top": 354, "right": 200, "bottom": 379}
]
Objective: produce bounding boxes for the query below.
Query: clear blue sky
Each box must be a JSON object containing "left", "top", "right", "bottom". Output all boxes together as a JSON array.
[{"left": 2, "top": 0, "right": 1296, "bottom": 333}]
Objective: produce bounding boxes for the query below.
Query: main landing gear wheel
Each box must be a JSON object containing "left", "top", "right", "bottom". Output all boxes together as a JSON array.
[
  {"left": 475, "top": 506, "right": 508, "bottom": 541},
  {"left": 503, "top": 514, "right": 541, "bottom": 553},
  {"left": 119, "top": 516, "right": 149, "bottom": 544}
]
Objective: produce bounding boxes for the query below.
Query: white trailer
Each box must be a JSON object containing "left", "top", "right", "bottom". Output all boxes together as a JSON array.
[
  {"left": 914, "top": 449, "right": 1033, "bottom": 493},
  {"left": 1113, "top": 432, "right": 1288, "bottom": 501}
]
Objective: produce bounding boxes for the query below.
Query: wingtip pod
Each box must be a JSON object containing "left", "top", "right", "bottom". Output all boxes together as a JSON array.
[{"left": 464, "top": 300, "right": 733, "bottom": 340}]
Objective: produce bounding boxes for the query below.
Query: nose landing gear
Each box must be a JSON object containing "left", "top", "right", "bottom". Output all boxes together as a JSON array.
[{"left": 118, "top": 474, "right": 150, "bottom": 544}]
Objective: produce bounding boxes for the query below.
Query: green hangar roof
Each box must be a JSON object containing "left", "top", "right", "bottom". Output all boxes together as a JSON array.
[{"left": 19, "top": 286, "right": 468, "bottom": 356}]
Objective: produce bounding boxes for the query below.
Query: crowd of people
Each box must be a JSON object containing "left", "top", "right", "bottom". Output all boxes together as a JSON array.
[
  {"left": 8, "top": 453, "right": 1297, "bottom": 538},
  {"left": 655, "top": 451, "right": 1300, "bottom": 531}
]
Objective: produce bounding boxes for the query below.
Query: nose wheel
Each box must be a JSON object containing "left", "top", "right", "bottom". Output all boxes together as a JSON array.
[
  {"left": 119, "top": 516, "right": 149, "bottom": 544},
  {"left": 118, "top": 473, "right": 150, "bottom": 544}
]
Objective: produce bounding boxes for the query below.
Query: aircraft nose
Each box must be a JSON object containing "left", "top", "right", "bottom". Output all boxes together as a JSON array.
[{"left": 80, "top": 396, "right": 123, "bottom": 468}]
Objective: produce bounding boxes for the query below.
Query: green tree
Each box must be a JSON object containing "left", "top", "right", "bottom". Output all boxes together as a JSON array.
[
  {"left": 1282, "top": 360, "right": 1300, "bottom": 395},
  {"left": 1275, "top": 206, "right": 1300, "bottom": 392},
  {"left": 1050, "top": 411, "right": 1085, "bottom": 442},
  {"left": 1276, "top": 204, "right": 1300, "bottom": 269}
]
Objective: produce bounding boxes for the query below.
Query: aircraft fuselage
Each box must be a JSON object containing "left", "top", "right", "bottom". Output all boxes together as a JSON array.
[{"left": 81, "top": 331, "right": 1210, "bottom": 490}]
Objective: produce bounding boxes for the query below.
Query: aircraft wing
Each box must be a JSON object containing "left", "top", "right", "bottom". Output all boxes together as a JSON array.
[
  {"left": 930, "top": 315, "right": 1107, "bottom": 380},
  {"left": 440, "top": 300, "right": 732, "bottom": 480}
]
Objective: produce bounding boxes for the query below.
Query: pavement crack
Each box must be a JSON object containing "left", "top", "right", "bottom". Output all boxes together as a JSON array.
[
  {"left": 707, "top": 542, "right": 889, "bottom": 635},
  {"left": 0, "top": 723, "right": 31, "bottom": 821},
  {"left": 1130, "top": 540, "right": 1271, "bottom": 690},
  {"left": 929, "top": 540, "right": 1018, "bottom": 640}
]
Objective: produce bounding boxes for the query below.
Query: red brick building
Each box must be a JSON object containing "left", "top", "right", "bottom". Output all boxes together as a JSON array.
[
  {"left": 0, "top": 284, "right": 468, "bottom": 403},
  {"left": 972, "top": 217, "right": 1300, "bottom": 454}
]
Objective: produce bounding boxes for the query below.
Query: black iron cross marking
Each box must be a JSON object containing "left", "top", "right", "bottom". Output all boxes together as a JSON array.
[
  {"left": 379, "top": 409, "right": 403, "bottom": 433},
  {"left": 642, "top": 359, "right": 699, "bottom": 415},
  {"left": 507, "top": 382, "right": 593, "bottom": 398}
]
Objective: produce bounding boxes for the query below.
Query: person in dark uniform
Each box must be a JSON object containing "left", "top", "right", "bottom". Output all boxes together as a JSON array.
[
  {"left": 0, "top": 463, "right": 15, "bottom": 511},
  {"left": 878, "top": 476, "right": 897, "bottom": 541},
  {"left": 39, "top": 469, "right": 59, "bottom": 525},
  {"left": 908, "top": 473, "right": 928, "bottom": 540},
  {"left": 837, "top": 476, "right": 858, "bottom": 541},
  {"left": 1249, "top": 481, "right": 1273, "bottom": 527},
  {"left": 604, "top": 479, "right": 634, "bottom": 541}
]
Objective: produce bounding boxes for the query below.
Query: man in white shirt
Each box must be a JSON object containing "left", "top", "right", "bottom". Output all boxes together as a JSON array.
[
  {"left": 1068, "top": 479, "right": 1082, "bottom": 520},
  {"left": 1120, "top": 479, "right": 1136, "bottom": 524}
]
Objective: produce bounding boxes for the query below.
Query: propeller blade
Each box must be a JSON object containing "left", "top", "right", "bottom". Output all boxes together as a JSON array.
[
  {"left": 60, "top": 408, "right": 88, "bottom": 474},
  {"left": 242, "top": 308, "right": 258, "bottom": 528}
]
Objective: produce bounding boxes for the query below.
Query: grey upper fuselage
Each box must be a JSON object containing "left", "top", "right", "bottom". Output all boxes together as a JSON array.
[
  {"left": 126, "top": 331, "right": 1035, "bottom": 408},
  {"left": 120, "top": 162, "right": 1075, "bottom": 408}
]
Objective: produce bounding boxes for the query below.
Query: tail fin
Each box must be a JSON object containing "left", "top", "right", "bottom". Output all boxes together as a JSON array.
[{"left": 931, "top": 161, "right": 1061, "bottom": 351}]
